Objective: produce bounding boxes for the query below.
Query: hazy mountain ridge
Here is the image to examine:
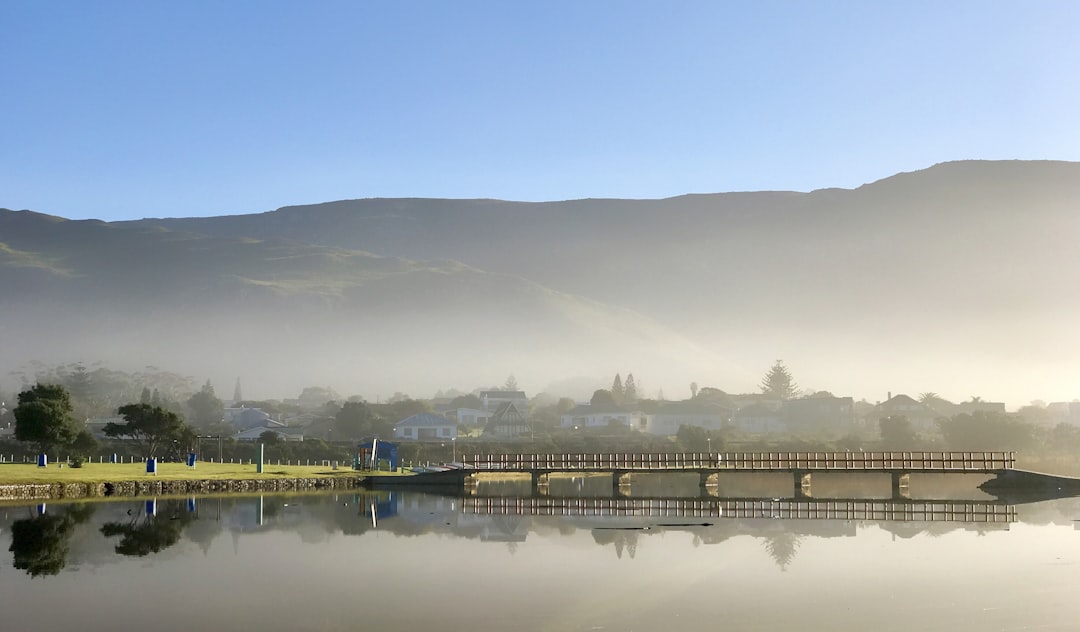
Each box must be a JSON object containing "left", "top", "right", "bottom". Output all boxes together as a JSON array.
[
  {"left": 122, "top": 159, "right": 1080, "bottom": 335},
  {"left": 3, "top": 160, "right": 1080, "bottom": 402},
  {"left": 0, "top": 208, "right": 720, "bottom": 398}
]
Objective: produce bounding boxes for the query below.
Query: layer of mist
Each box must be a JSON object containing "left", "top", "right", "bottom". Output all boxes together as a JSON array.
[{"left": 2, "top": 160, "right": 1079, "bottom": 403}]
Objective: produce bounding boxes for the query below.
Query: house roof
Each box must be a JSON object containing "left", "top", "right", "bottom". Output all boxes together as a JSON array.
[
  {"left": 395, "top": 412, "right": 456, "bottom": 428},
  {"left": 493, "top": 401, "right": 525, "bottom": 422},
  {"left": 874, "top": 394, "right": 933, "bottom": 413},
  {"left": 652, "top": 400, "right": 732, "bottom": 415},
  {"left": 480, "top": 390, "right": 527, "bottom": 399},
  {"left": 564, "top": 404, "right": 629, "bottom": 416},
  {"left": 234, "top": 427, "right": 302, "bottom": 439},
  {"left": 456, "top": 407, "right": 493, "bottom": 416},
  {"left": 734, "top": 403, "right": 779, "bottom": 417}
]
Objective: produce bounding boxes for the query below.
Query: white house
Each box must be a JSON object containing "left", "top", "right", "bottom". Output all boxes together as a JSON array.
[
  {"left": 730, "top": 403, "right": 786, "bottom": 434},
  {"left": 479, "top": 390, "right": 528, "bottom": 414},
  {"left": 484, "top": 401, "right": 531, "bottom": 439},
  {"left": 224, "top": 407, "right": 273, "bottom": 430},
  {"left": 394, "top": 413, "right": 458, "bottom": 442},
  {"left": 639, "top": 399, "right": 733, "bottom": 436},
  {"left": 560, "top": 404, "right": 638, "bottom": 429},
  {"left": 455, "top": 407, "right": 494, "bottom": 427}
]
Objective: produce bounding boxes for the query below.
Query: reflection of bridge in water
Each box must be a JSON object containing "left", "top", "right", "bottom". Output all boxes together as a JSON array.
[
  {"left": 461, "top": 497, "right": 1017, "bottom": 524},
  {"left": 456, "top": 451, "right": 1016, "bottom": 499}
]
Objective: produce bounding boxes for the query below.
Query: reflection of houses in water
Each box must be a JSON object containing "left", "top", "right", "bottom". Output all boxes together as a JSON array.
[
  {"left": 592, "top": 529, "right": 639, "bottom": 559},
  {"left": 476, "top": 515, "right": 528, "bottom": 542}
]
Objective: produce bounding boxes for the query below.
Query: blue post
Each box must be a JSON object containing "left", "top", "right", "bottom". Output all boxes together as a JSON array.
[{"left": 187, "top": 452, "right": 197, "bottom": 468}]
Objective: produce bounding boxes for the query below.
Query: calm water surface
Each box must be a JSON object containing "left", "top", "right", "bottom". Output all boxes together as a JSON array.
[{"left": 2, "top": 476, "right": 1079, "bottom": 631}]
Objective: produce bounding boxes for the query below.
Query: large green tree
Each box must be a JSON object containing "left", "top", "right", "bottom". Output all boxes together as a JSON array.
[
  {"left": 590, "top": 389, "right": 618, "bottom": 409},
  {"left": 9, "top": 505, "right": 95, "bottom": 577},
  {"left": 186, "top": 380, "right": 224, "bottom": 428},
  {"left": 105, "top": 403, "right": 189, "bottom": 458},
  {"left": 334, "top": 401, "right": 379, "bottom": 440},
  {"left": 879, "top": 415, "right": 918, "bottom": 449},
  {"left": 760, "top": 360, "right": 798, "bottom": 400},
  {"left": 13, "top": 383, "right": 81, "bottom": 455},
  {"left": 448, "top": 393, "right": 483, "bottom": 410},
  {"left": 937, "top": 411, "right": 1034, "bottom": 451},
  {"left": 100, "top": 500, "right": 195, "bottom": 557},
  {"left": 675, "top": 424, "right": 712, "bottom": 451}
]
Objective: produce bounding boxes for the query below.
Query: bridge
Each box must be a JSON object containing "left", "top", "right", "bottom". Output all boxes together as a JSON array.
[
  {"left": 461, "top": 496, "right": 1017, "bottom": 524},
  {"left": 454, "top": 451, "right": 1016, "bottom": 499}
]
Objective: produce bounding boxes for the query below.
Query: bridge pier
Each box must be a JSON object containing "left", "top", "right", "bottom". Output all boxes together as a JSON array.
[
  {"left": 891, "top": 472, "right": 911, "bottom": 499},
  {"left": 795, "top": 471, "right": 813, "bottom": 499},
  {"left": 699, "top": 471, "right": 714, "bottom": 495},
  {"left": 530, "top": 472, "right": 542, "bottom": 496},
  {"left": 612, "top": 471, "right": 628, "bottom": 497}
]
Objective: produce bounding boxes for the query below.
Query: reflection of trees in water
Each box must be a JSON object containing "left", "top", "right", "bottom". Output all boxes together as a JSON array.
[
  {"left": 100, "top": 500, "right": 195, "bottom": 557},
  {"left": 591, "top": 529, "right": 639, "bottom": 559},
  {"left": 762, "top": 532, "right": 802, "bottom": 571},
  {"left": 9, "top": 504, "right": 96, "bottom": 577}
]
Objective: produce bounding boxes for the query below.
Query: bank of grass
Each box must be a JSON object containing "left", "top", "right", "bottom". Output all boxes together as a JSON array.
[{"left": 0, "top": 461, "right": 408, "bottom": 485}]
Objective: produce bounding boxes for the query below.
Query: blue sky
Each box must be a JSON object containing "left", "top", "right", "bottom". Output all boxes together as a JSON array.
[{"left": 3, "top": 1, "right": 1078, "bottom": 221}]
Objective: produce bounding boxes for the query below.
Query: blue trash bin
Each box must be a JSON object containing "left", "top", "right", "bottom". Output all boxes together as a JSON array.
[
  {"left": 187, "top": 452, "right": 197, "bottom": 467},
  {"left": 146, "top": 458, "right": 157, "bottom": 474},
  {"left": 37, "top": 453, "right": 48, "bottom": 467}
]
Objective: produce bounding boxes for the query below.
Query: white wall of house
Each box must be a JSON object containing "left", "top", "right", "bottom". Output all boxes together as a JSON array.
[
  {"left": 456, "top": 408, "right": 493, "bottom": 426},
  {"left": 642, "top": 413, "right": 728, "bottom": 436},
  {"left": 729, "top": 416, "right": 787, "bottom": 434},
  {"left": 560, "top": 412, "right": 636, "bottom": 429},
  {"left": 393, "top": 424, "right": 457, "bottom": 441},
  {"left": 480, "top": 392, "right": 528, "bottom": 414}
]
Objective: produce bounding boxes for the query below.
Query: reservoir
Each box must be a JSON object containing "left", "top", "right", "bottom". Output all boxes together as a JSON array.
[{"left": 2, "top": 483, "right": 1078, "bottom": 631}]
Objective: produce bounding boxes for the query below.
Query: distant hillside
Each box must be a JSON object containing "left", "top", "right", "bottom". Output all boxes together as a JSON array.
[
  {"left": 4, "top": 160, "right": 1080, "bottom": 402},
  {"left": 0, "top": 209, "right": 723, "bottom": 399}
]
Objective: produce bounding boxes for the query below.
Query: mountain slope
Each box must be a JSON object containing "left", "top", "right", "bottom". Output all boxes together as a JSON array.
[
  {"left": 0, "top": 210, "right": 726, "bottom": 399},
  {"left": 4, "top": 160, "right": 1079, "bottom": 402}
]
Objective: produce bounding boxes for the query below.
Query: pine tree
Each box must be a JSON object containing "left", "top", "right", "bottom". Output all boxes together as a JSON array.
[
  {"left": 623, "top": 374, "right": 637, "bottom": 403},
  {"left": 760, "top": 360, "right": 798, "bottom": 400},
  {"left": 611, "top": 374, "right": 624, "bottom": 401}
]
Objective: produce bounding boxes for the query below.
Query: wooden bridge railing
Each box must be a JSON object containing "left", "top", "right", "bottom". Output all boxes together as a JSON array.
[
  {"left": 461, "top": 497, "right": 1017, "bottom": 523},
  {"left": 461, "top": 451, "right": 1015, "bottom": 473}
]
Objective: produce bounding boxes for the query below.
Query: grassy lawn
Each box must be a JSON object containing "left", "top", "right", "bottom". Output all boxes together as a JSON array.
[{"left": 0, "top": 461, "right": 377, "bottom": 485}]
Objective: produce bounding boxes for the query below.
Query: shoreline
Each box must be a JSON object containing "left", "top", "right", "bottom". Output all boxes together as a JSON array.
[{"left": 0, "top": 475, "right": 366, "bottom": 502}]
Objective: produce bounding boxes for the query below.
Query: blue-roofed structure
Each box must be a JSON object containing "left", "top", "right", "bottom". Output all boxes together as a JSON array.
[
  {"left": 357, "top": 438, "right": 399, "bottom": 470},
  {"left": 393, "top": 413, "right": 457, "bottom": 442}
]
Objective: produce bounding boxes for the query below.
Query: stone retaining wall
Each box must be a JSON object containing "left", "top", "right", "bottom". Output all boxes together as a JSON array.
[{"left": 0, "top": 477, "right": 361, "bottom": 501}]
